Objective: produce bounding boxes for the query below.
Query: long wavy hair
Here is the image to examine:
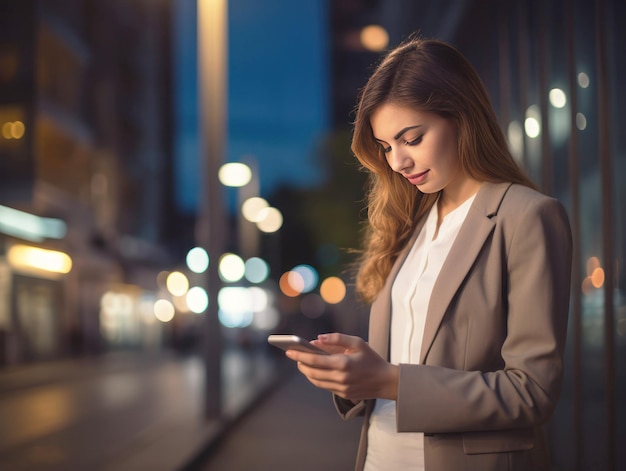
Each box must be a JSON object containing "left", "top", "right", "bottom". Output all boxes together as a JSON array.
[{"left": 353, "top": 38, "right": 536, "bottom": 303}]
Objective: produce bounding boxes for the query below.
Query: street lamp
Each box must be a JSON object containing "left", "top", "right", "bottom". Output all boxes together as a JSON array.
[{"left": 197, "top": 0, "right": 227, "bottom": 421}]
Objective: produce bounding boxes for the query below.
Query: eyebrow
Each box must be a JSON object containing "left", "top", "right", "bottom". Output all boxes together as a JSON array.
[
  {"left": 394, "top": 125, "right": 422, "bottom": 140},
  {"left": 374, "top": 125, "right": 422, "bottom": 142}
]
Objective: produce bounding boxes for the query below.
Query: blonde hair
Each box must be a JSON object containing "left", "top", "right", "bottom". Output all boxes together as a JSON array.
[{"left": 352, "top": 38, "right": 535, "bottom": 303}]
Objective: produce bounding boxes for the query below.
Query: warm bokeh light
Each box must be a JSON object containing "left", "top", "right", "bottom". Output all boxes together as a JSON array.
[
  {"left": 7, "top": 245, "right": 72, "bottom": 275},
  {"left": 360, "top": 25, "right": 389, "bottom": 51},
  {"left": 581, "top": 276, "right": 594, "bottom": 295},
  {"left": 292, "top": 264, "right": 318, "bottom": 293},
  {"left": 154, "top": 299, "right": 175, "bottom": 322},
  {"left": 287, "top": 271, "right": 305, "bottom": 294},
  {"left": 1, "top": 121, "right": 25, "bottom": 139},
  {"left": 186, "top": 247, "right": 209, "bottom": 273},
  {"left": 320, "top": 276, "right": 346, "bottom": 304},
  {"left": 586, "top": 256, "right": 600, "bottom": 275},
  {"left": 218, "top": 162, "right": 252, "bottom": 187},
  {"left": 256, "top": 207, "right": 283, "bottom": 233},
  {"left": 279, "top": 271, "right": 301, "bottom": 297},
  {"left": 577, "top": 72, "right": 590, "bottom": 88},
  {"left": 242, "top": 197, "right": 269, "bottom": 222},
  {"left": 244, "top": 257, "right": 270, "bottom": 283},
  {"left": 218, "top": 253, "right": 245, "bottom": 282},
  {"left": 186, "top": 286, "right": 209, "bottom": 313},
  {"left": 166, "top": 271, "right": 189, "bottom": 296},
  {"left": 590, "top": 267, "right": 605, "bottom": 288}
]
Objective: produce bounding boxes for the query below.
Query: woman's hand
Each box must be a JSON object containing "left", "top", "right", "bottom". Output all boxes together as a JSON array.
[{"left": 285, "top": 333, "right": 399, "bottom": 402}]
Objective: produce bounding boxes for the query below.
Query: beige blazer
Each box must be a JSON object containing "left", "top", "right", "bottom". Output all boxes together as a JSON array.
[{"left": 335, "top": 182, "right": 572, "bottom": 471}]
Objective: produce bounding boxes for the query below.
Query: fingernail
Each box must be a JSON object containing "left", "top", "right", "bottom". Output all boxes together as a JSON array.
[{"left": 318, "top": 334, "right": 328, "bottom": 341}]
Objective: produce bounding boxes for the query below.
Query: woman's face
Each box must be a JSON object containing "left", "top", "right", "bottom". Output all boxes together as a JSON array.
[{"left": 370, "top": 103, "right": 465, "bottom": 196}]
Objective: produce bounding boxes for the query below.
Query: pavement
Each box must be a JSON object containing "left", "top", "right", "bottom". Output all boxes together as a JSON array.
[
  {"left": 185, "top": 370, "right": 362, "bottom": 471},
  {"left": 0, "top": 345, "right": 362, "bottom": 471}
]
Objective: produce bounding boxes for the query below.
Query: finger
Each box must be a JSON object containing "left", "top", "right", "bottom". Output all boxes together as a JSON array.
[
  {"left": 286, "top": 349, "right": 334, "bottom": 368},
  {"left": 317, "top": 333, "right": 364, "bottom": 351},
  {"left": 309, "top": 339, "right": 345, "bottom": 354}
]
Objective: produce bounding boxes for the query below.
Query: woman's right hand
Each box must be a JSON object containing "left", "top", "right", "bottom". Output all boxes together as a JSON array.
[{"left": 285, "top": 333, "right": 399, "bottom": 402}]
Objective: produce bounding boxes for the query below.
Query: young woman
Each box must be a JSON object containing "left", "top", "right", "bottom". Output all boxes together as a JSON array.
[{"left": 285, "top": 38, "right": 572, "bottom": 471}]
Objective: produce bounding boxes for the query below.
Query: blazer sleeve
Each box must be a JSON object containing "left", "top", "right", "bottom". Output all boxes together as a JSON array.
[{"left": 395, "top": 196, "right": 572, "bottom": 434}]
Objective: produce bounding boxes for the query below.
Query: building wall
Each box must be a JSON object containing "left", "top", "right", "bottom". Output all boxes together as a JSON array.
[{"left": 0, "top": 0, "right": 176, "bottom": 364}]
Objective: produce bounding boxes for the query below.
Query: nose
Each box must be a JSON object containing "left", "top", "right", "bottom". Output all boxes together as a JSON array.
[{"left": 386, "top": 148, "right": 412, "bottom": 174}]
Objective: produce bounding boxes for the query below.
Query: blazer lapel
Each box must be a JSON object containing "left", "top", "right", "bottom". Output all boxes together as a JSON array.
[{"left": 419, "top": 182, "right": 513, "bottom": 364}]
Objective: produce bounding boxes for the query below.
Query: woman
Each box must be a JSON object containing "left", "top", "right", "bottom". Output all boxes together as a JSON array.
[{"left": 285, "top": 38, "right": 572, "bottom": 470}]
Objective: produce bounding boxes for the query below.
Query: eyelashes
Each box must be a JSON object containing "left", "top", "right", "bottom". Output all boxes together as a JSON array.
[{"left": 380, "top": 134, "right": 423, "bottom": 153}]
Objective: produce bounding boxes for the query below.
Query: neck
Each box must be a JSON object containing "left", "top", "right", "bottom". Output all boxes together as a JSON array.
[{"left": 438, "top": 177, "right": 482, "bottom": 219}]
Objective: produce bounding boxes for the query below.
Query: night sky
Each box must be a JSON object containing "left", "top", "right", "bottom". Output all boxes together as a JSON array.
[{"left": 174, "top": 0, "right": 329, "bottom": 214}]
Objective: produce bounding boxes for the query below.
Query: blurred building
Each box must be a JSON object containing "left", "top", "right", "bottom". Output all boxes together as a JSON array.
[{"left": 0, "top": 0, "right": 176, "bottom": 365}]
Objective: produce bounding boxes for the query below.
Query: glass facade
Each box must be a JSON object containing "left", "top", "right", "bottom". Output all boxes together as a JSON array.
[{"left": 453, "top": 1, "right": 625, "bottom": 469}]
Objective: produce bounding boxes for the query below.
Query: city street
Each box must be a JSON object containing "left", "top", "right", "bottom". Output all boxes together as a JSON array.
[{"left": 0, "top": 347, "right": 283, "bottom": 471}]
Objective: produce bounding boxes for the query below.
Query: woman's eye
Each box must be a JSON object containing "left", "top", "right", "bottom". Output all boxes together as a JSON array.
[
  {"left": 406, "top": 135, "right": 423, "bottom": 146},
  {"left": 381, "top": 144, "right": 392, "bottom": 153}
]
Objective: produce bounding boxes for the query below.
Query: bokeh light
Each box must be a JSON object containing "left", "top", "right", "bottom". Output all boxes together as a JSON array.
[
  {"left": 549, "top": 88, "right": 567, "bottom": 108},
  {"left": 7, "top": 245, "right": 72, "bottom": 274},
  {"left": 577, "top": 72, "right": 590, "bottom": 88},
  {"left": 186, "top": 247, "right": 209, "bottom": 273},
  {"left": 252, "top": 306, "right": 280, "bottom": 331},
  {"left": 248, "top": 286, "right": 269, "bottom": 312},
  {"left": 279, "top": 271, "right": 301, "bottom": 297},
  {"left": 154, "top": 299, "right": 175, "bottom": 322},
  {"left": 524, "top": 105, "right": 541, "bottom": 138},
  {"left": 186, "top": 286, "right": 209, "bottom": 313},
  {"left": 320, "top": 276, "right": 346, "bottom": 304},
  {"left": 218, "top": 287, "right": 253, "bottom": 328},
  {"left": 218, "top": 162, "right": 252, "bottom": 187},
  {"left": 244, "top": 257, "right": 270, "bottom": 283},
  {"left": 219, "top": 253, "right": 245, "bottom": 282},
  {"left": 166, "top": 271, "right": 189, "bottom": 296},
  {"left": 292, "top": 264, "right": 318, "bottom": 293},
  {"left": 360, "top": 25, "right": 388, "bottom": 51},
  {"left": 256, "top": 207, "right": 283, "bottom": 233},
  {"left": 242, "top": 197, "right": 269, "bottom": 222}
]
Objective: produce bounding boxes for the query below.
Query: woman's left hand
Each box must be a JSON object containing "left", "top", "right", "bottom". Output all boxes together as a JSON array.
[{"left": 286, "top": 333, "right": 399, "bottom": 402}]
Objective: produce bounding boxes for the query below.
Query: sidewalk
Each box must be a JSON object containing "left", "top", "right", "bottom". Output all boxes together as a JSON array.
[
  {"left": 0, "top": 346, "right": 288, "bottom": 471},
  {"left": 185, "top": 370, "right": 363, "bottom": 471}
]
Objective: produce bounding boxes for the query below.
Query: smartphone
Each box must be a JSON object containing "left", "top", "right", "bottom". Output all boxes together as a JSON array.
[{"left": 267, "top": 334, "right": 328, "bottom": 355}]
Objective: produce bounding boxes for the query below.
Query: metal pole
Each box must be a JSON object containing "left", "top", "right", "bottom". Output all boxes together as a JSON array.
[
  {"left": 594, "top": 0, "right": 615, "bottom": 468},
  {"left": 197, "top": 0, "right": 228, "bottom": 421},
  {"left": 565, "top": 1, "right": 583, "bottom": 468}
]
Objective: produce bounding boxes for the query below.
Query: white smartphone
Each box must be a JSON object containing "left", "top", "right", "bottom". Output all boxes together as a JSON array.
[{"left": 267, "top": 334, "right": 328, "bottom": 355}]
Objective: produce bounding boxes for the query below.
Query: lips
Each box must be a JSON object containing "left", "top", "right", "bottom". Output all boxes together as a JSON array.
[{"left": 406, "top": 170, "right": 429, "bottom": 185}]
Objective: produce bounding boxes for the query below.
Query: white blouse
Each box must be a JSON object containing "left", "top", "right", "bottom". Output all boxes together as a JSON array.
[{"left": 364, "top": 194, "right": 476, "bottom": 471}]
